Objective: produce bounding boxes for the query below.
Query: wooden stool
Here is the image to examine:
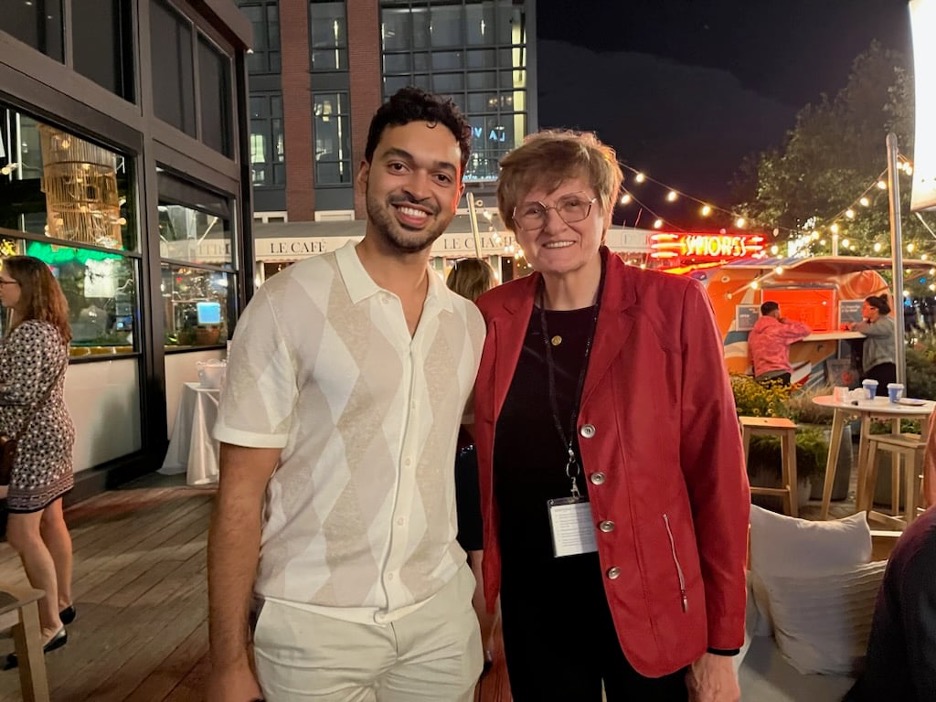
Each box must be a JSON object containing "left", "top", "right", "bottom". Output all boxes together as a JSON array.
[
  {"left": 865, "top": 433, "right": 925, "bottom": 528},
  {"left": 0, "top": 586, "right": 50, "bottom": 702},
  {"left": 740, "top": 416, "right": 799, "bottom": 517}
]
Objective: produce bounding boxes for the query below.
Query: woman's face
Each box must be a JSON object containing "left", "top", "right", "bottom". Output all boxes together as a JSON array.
[
  {"left": 0, "top": 272, "right": 21, "bottom": 311},
  {"left": 512, "top": 176, "right": 606, "bottom": 279},
  {"left": 862, "top": 301, "right": 878, "bottom": 320}
]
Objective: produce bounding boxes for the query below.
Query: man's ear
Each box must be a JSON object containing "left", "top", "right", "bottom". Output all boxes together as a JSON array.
[{"left": 356, "top": 160, "right": 370, "bottom": 195}]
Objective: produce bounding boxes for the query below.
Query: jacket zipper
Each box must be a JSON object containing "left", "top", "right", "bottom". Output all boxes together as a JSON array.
[{"left": 662, "top": 514, "right": 688, "bottom": 612}]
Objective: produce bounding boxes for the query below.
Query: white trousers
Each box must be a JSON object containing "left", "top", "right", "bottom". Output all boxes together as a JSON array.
[{"left": 254, "top": 564, "right": 483, "bottom": 701}]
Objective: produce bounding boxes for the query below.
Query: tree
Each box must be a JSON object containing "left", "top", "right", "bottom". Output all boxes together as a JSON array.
[{"left": 736, "top": 42, "right": 929, "bottom": 275}]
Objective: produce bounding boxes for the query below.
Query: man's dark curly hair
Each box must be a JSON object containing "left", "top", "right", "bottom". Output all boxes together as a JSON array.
[{"left": 364, "top": 87, "right": 472, "bottom": 178}]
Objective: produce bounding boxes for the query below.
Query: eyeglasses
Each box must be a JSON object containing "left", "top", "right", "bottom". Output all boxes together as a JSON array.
[
  {"left": 0, "top": 279, "right": 18, "bottom": 287},
  {"left": 513, "top": 193, "right": 598, "bottom": 232}
]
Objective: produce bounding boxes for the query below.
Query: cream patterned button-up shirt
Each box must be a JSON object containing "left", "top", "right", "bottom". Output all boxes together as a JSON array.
[{"left": 214, "top": 242, "right": 485, "bottom": 623}]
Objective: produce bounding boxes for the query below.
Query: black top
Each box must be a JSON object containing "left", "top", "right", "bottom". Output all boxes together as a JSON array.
[
  {"left": 455, "top": 427, "right": 483, "bottom": 552},
  {"left": 494, "top": 305, "right": 600, "bottom": 579},
  {"left": 845, "top": 508, "right": 936, "bottom": 702}
]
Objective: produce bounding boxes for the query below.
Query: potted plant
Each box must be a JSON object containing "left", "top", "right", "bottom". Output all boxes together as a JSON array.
[
  {"left": 730, "top": 375, "right": 827, "bottom": 509},
  {"left": 785, "top": 386, "right": 853, "bottom": 501}
]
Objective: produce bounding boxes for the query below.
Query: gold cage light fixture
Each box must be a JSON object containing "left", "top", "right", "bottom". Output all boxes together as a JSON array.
[{"left": 38, "top": 125, "right": 123, "bottom": 249}]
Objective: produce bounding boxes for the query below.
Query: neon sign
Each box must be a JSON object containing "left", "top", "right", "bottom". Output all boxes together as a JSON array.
[{"left": 650, "top": 233, "right": 765, "bottom": 260}]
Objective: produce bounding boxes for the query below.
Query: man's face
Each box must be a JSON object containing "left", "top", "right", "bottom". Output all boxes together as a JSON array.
[{"left": 358, "top": 121, "right": 464, "bottom": 254}]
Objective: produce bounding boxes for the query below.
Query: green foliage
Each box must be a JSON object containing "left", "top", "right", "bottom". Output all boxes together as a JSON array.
[
  {"left": 735, "top": 41, "right": 927, "bottom": 276},
  {"left": 746, "top": 427, "right": 827, "bottom": 483},
  {"left": 907, "top": 346, "right": 936, "bottom": 401},
  {"left": 730, "top": 374, "right": 791, "bottom": 418},
  {"left": 784, "top": 385, "right": 836, "bottom": 425}
]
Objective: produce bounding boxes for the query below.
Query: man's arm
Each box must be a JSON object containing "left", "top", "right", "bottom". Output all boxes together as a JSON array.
[
  {"left": 206, "top": 443, "right": 281, "bottom": 702},
  {"left": 901, "top": 547, "right": 936, "bottom": 698}
]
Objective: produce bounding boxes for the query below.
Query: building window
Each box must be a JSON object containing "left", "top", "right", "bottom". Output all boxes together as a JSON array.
[
  {"left": 250, "top": 94, "right": 285, "bottom": 188},
  {"left": 237, "top": 0, "right": 280, "bottom": 74},
  {"left": 72, "top": 0, "right": 134, "bottom": 99},
  {"left": 150, "top": 0, "right": 196, "bottom": 137},
  {"left": 313, "top": 93, "right": 351, "bottom": 185},
  {"left": 309, "top": 1, "right": 348, "bottom": 72},
  {"left": 0, "top": 0, "right": 64, "bottom": 62},
  {"left": 380, "top": 0, "right": 529, "bottom": 183},
  {"left": 198, "top": 36, "right": 233, "bottom": 157}
]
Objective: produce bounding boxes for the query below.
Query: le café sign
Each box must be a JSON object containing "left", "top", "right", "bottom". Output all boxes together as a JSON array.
[{"left": 649, "top": 233, "right": 765, "bottom": 261}]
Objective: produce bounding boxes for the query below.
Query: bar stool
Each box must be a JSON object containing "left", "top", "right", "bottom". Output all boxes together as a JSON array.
[
  {"left": 865, "top": 433, "right": 925, "bottom": 528},
  {"left": 0, "top": 586, "right": 50, "bottom": 702},
  {"left": 740, "top": 416, "right": 799, "bottom": 517}
]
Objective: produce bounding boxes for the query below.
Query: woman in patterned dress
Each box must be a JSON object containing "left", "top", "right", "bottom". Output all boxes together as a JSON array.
[{"left": 0, "top": 256, "right": 75, "bottom": 664}]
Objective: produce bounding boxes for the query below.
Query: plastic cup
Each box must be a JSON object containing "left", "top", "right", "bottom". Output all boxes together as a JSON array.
[
  {"left": 887, "top": 383, "right": 904, "bottom": 403},
  {"left": 832, "top": 386, "right": 849, "bottom": 403},
  {"left": 861, "top": 379, "right": 879, "bottom": 399}
]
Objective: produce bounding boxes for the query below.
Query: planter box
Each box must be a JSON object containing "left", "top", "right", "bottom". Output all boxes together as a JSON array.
[
  {"left": 808, "top": 424, "right": 853, "bottom": 502},
  {"left": 749, "top": 464, "right": 812, "bottom": 512}
]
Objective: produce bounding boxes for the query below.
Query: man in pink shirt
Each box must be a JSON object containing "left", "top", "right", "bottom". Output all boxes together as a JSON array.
[{"left": 747, "top": 301, "right": 811, "bottom": 385}]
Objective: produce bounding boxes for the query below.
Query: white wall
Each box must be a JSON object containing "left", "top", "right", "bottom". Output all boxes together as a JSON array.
[{"left": 66, "top": 359, "right": 142, "bottom": 473}]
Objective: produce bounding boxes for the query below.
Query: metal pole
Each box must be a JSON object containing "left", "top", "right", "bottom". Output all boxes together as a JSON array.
[
  {"left": 465, "top": 191, "right": 483, "bottom": 258},
  {"left": 886, "top": 132, "right": 906, "bottom": 384}
]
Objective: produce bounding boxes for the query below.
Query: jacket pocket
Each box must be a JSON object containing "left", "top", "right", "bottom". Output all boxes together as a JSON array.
[{"left": 662, "top": 514, "right": 688, "bottom": 612}]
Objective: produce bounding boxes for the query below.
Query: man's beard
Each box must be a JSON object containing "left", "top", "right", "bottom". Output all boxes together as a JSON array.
[{"left": 365, "top": 190, "right": 452, "bottom": 254}]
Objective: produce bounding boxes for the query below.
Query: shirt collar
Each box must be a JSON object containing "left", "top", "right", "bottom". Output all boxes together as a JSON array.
[{"left": 335, "top": 240, "right": 454, "bottom": 313}]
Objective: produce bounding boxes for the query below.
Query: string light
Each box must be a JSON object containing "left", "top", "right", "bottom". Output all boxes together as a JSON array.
[
  {"left": 859, "top": 197, "right": 870, "bottom": 207},
  {"left": 634, "top": 172, "right": 646, "bottom": 183},
  {"left": 620, "top": 194, "right": 632, "bottom": 205},
  {"left": 735, "top": 217, "right": 746, "bottom": 229},
  {"left": 653, "top": 219, "right": 664, "bottom": 229},
  {"left": 701, "top": 205, "right": 712, "bottom": 216},
  {"left": 666, "top": 190, "right": 678, "bottom": 202}
]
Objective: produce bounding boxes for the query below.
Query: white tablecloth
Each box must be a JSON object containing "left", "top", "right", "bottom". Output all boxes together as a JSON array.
[{"left": 160, "top": 382, "right": 221, "bottom": 486}]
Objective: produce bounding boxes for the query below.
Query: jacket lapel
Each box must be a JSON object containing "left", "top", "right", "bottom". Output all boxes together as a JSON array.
[
  {"left": 580, "top": 251, "right": 637, "bottom": 408},
  {"left": 491, "top": 276, "right": 536, "bottom": 420}
]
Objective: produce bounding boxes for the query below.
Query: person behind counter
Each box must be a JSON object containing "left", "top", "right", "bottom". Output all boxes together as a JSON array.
[
  {"left": 472, "top": 129, "right": 750, "bottom": 701},
  {"left": 847, "top": 294, "right": 896, "bottom": 395},
  {"left": 747, "top": 301, "right": 811, "bottom": 386}
]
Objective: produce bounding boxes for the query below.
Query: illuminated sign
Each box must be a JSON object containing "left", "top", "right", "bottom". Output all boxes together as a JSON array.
[{"left": 649, "top": 233, "right": 765, "bottom": 260}]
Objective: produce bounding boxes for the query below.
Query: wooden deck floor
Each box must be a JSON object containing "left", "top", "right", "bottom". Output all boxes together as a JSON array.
[{"left": 0, "top": 477, "right": 514, "bottom": 701}]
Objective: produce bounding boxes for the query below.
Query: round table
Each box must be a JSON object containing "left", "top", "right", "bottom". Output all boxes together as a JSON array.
[{"left": 812, "top": 394, "right": 936, "bottom": 520}]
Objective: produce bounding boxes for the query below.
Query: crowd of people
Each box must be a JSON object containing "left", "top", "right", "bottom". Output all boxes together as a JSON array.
[{"left": 1, "top": 85, "right": 932, "bottom": 702}]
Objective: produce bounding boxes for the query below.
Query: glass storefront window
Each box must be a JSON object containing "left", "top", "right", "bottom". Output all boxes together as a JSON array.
[
  {"left": 150, "top": 0, "right": 197, "bottom": 137},
  {"left": 158, "top": 203, "right": 233, "bottom": 267},
  {"left": 161, "top": 265, "right": 234, "bottom": 348},
  {"left": 198, "top": 37, "right": 233, "bottom": 157},
  {"left": 0, "top": 237, "right": 138, "bottom": 356},
  {"left": 0, "top": 106, "right": 136, "bottom": 252},
  {"left": 73, "top": 0, "right": 134, "bottom": 99}
]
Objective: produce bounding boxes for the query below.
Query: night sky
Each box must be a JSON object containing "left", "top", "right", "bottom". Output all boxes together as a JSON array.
[{"left": 534, "top": 0, "right": 912, "bottom": 220}]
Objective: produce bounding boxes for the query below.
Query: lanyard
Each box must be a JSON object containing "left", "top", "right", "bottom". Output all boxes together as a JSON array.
[{"left": 537, "top": 263, "right": 605, "bottom": 498}]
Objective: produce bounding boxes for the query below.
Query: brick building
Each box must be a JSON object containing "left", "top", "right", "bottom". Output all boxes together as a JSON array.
[{"left": 236, "top": 0, "right": 538, "bottom": 281}]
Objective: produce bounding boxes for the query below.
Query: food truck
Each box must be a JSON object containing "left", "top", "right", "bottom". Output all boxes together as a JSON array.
[{"left": 649, "top": 232, "right": 925, "bottom": 386}]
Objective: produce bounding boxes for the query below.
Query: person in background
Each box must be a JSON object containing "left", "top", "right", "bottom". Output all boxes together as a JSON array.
[
  {"left": 844, "top": 505, "right": 936, "bottom": 702},
  {"left": 207, "top": 87, "right": 486, "bottom": 702},
  {"left": 747, "top": 301, "right": 811, "bottom": 386},
  {"left": 446, "top": 257, "right": 499, "bottom": 675},
  {"left": 473, "top": 130, "right": 749, "bottom": 701},
  {"left": 0, "top": 256, "right": 76, "bottom": 669},
  {"left": 847, "top": 294, "right": 896, "bottom": 395}
]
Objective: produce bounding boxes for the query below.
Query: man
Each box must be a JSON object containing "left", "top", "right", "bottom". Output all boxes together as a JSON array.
[
  {"left": 206, "top": 88, "right": 486, "bottom": 702},
  {"left": 747, "top": 301, "right": 811, "bottom": 385},
  {"left": 845, "top": 506, "right": 936, "bottom": 701}
]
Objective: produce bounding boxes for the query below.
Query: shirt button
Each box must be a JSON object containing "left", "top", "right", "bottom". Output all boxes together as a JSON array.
[
  {"left": 606, "top": 566, "right": 621, "bottom": 580},
  {"left": 599, "top": 520, "right": 615, "bottom": 533},
  {"left": 404, "top": 458, "right": 412, "bottom": 466},
  {"left": 580, "top": 424, "right": 596, "bottom": 439},
  {"left": 387, "top": 573, "right": 394, "bottom": 581},
  {"left": 590, "top": 472, "right": 606, "bottom": 485},
  {"left": 397, "top": 517, "right": 405, "bottom": 526}
]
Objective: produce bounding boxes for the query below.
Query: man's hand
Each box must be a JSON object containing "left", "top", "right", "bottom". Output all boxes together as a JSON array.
[
  {"left": 206, "top": 658, "right": 263, "bottom": 702},
  {"left": 686, "top": 652, "right": 740, "bottom": 702}
]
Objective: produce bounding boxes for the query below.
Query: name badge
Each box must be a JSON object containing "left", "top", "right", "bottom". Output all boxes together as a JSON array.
[{"left": 547, "top": 496, "right": 598, "bottom": 558}]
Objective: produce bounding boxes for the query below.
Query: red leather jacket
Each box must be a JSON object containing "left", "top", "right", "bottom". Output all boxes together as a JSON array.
[{"left": 474, "top": 249, "right": 750, "bottom": 677}]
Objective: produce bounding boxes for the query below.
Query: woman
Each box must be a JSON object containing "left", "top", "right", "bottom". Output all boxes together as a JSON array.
[
  {"left": 446, "top": 258, "right": 499, "bottom": 675},
  {"left": 472, "top": 131, "right": 749, "bottom": 701},
  {"left": 0, "top": 256, "right": 76, "bottom": 668},
  {"left": 848, "top": 294, "right": 896, "bottom": 395}
]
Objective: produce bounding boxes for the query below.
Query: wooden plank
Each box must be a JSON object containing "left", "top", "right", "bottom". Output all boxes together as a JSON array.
[{"left": 121, "top": 621, "right": 208, "bottom": 702}]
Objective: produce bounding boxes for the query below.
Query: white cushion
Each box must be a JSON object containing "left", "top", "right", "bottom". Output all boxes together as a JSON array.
[
  {"left": 759, "top": 560, "right": 886, "bottom": 675},
  {"left": 748, "top": 505, "right": 871, "bottom": 636}
]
